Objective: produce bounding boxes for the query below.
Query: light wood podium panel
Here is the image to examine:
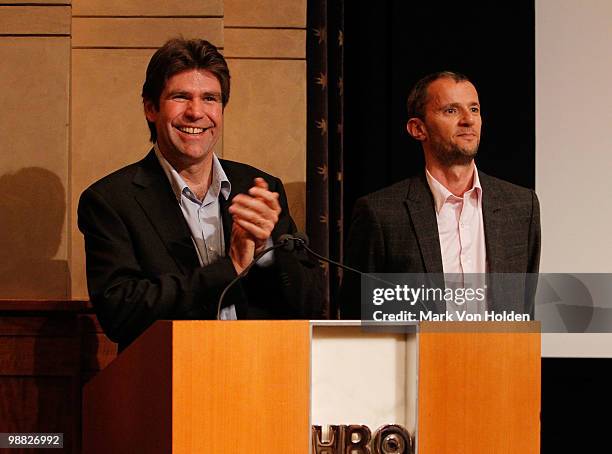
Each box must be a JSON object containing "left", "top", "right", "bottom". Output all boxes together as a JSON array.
[
  {"left": 417, "top": 322, "right": 541, "bottom": 454},
  {"left": 82, "top": 321, "right": 311, "bottom": 453}
]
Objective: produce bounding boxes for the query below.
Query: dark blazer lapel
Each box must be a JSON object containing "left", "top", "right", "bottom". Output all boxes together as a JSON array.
[
  {"left": 480, "top": 171, "right": 504, "bottom": 273},
  {"left": 132, "top": 151, "right": 200, "bottom": 273},
  {"left": 219, "top": 194, "right": 232, "bottom": 254},
  {"left": 404, "top": 174, "right": 444, "bottom": 274}
]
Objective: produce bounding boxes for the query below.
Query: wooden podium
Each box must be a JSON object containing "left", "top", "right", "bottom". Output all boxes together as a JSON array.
[{"left": 82, "top": 321, "right": 540, "bottom": 453}]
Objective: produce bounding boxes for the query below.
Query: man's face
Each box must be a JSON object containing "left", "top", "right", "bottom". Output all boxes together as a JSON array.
[
  {"left": 412, "top": 78, "right": 481, "bottom": 166},
  {"left": 144, "top": 69, "right": 223, "bottom": 168}
]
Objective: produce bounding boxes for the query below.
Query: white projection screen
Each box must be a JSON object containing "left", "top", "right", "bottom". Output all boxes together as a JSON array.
[{"left": 536, "top": 0, "right": 612, "bottom": 356}]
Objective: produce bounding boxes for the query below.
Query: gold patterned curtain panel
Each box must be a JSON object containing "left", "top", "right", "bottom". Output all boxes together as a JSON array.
[{"left": 306, "top": 0, "right": 344, "bottom": 318}]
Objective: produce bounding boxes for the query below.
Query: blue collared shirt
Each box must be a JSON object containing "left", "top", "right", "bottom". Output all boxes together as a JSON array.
[{"left": 154, "top": 145, "right": 237, "bottom": 320}]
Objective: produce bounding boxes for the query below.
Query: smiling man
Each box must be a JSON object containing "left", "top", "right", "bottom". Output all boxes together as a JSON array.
[
  {"left": 78, "top": 38, "right": 322, "bottom": 349},
  {"left": 340, "top": 71, "right": 541, "bottom": 319}
]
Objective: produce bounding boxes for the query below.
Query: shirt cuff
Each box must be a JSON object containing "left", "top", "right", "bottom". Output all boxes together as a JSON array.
[
  {"left": 255, "top": 237, "right": 275, "bottom": 268},
  {"left": 219, "top": 304, "right": 238, "bottom": 320}
]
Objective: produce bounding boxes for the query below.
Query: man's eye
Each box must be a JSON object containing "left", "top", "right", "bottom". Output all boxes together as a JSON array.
[
  {"left": 204, "top": 95, "right": 220, "bottom": 103},
  {"left": 471, "top": 107, "right": 480, "bottom": 113},
  {"left": 444, "top": 108, "right": 457, "bottom": 114}
]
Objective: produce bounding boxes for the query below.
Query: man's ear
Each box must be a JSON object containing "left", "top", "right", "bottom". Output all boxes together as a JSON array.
[
  {"left": 143, "top": 99, "right": 157, "bottom": 123},
  {"left": 407, "top": 118, "right": 427, "bottom": 141}
]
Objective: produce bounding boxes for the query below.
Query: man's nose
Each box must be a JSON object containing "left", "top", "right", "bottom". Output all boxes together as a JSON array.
[
  {"left": 185, "top": 99, "right": 205, "bottom": 119},
  {"left": 459, "top": 109, "right": 476, "bottom": 125}
]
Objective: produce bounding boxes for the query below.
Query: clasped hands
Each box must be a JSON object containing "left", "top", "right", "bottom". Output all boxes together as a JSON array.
[{"left": 228, "top": 177, "right": 281, "bottom": 274}]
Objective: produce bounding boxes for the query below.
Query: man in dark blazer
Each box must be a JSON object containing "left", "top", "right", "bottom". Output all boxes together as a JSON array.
[
  {"left": 78, "top": 38, "right": 322, "bottom": 350},
  {"left": 340, "top": 71, "right": 540, "bottom": 319}
]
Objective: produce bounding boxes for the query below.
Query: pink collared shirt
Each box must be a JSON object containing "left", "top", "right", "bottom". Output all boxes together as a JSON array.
[{"left": 425, "top": 167, "right": 487, "bottom": 275}]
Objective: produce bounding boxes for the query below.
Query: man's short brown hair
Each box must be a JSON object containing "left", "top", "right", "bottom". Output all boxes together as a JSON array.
[{"left": 406, "top": 71, "right": 471, "bottom": 120}]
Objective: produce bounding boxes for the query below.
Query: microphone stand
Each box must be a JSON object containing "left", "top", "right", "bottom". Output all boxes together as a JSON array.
[{"left": 216, "top": 240, "right": 290, "bottom": 320}]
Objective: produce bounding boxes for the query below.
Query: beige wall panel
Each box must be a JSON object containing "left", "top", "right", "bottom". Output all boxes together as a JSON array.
[
  {"left": 71, "top": 49, "right": 154, "bottom": 298},
  {"left": 224, "top": 28, "right": 305, "bottom": 59},
  {"left": 0, "top": 6, "right": 70, "bottom": 35},
  {"left": 0, "top": 38, "right": 70, "bottom": 298},
  {"left": 72, "top": 18, "right": 223, "bottom": 49},
  {"left": 225, "top": 0, "right": 305, "bottom": 27},
  {"left": 224, "top": 59, "right": 306, "bottom": 229},
  {"left": 72, "top": 0, "right": 222, "bottom": 17}
]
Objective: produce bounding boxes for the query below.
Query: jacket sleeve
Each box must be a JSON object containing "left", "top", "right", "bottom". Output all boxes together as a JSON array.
[
  {"left": 78, "top": 187, "right": 245, "bottom": 347},
  {"left": 525, "top": 190, "right": 541, "bottom": 316},
  {"left": 527, "top": 190, "right": 541, "bottom": 275}
]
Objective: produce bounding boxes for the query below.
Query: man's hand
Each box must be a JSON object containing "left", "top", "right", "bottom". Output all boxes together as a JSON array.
[
  {"left": 228, "top": 178, "right": 281, "bottom": 273},
  {"left": 229, "top": 223, "right": 255, "bottom": 275}
]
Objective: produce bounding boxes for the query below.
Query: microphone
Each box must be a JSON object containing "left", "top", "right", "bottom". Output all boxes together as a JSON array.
[
  {"left": 277, "top": 232, "right": 308, "bottom": 251},
  {"left": 280, "top": 232, "right": 367, "bottom": 277}
]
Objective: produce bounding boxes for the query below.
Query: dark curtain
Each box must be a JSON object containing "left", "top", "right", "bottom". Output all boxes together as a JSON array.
[{"left": 306, "top": 0, "right": 344, "bottom": 319}]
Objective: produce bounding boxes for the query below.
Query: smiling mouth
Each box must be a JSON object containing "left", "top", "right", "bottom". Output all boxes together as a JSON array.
[{"left": 176, "top": 126, "right": 209, "bottom": 135}]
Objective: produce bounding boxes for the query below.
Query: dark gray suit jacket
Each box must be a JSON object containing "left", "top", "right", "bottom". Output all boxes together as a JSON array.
[
  {"left": 340, "top": 171, "right": 540, "bottom": 318},
  {"left": 78, "top": 151, "right": 323, "bottom": 349}
]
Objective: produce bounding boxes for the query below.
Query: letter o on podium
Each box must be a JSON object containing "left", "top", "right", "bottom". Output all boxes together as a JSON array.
[{"left": 372, "top": 425, "right": 412, "bottom": 454}]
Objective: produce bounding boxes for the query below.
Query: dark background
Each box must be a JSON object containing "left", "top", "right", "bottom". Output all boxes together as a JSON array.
[{"left": 343, "top": 1, "right": 611, "bottom": 452}]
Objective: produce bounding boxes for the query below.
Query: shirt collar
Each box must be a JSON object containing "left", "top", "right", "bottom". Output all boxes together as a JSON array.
[
  {"left": 425, "top": 165, "right": 482, "bottom": 213},
  {"left": 154, "top": 144, "right": 231, "bottom": 204}
]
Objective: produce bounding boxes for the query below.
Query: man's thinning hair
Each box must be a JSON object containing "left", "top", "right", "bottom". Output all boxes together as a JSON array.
[
  {"left": 142, "top": 38, "right": 230, "bottom": 143},
  {"left": 406, "top": 71, "right": 471, "bottom": 120}
]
